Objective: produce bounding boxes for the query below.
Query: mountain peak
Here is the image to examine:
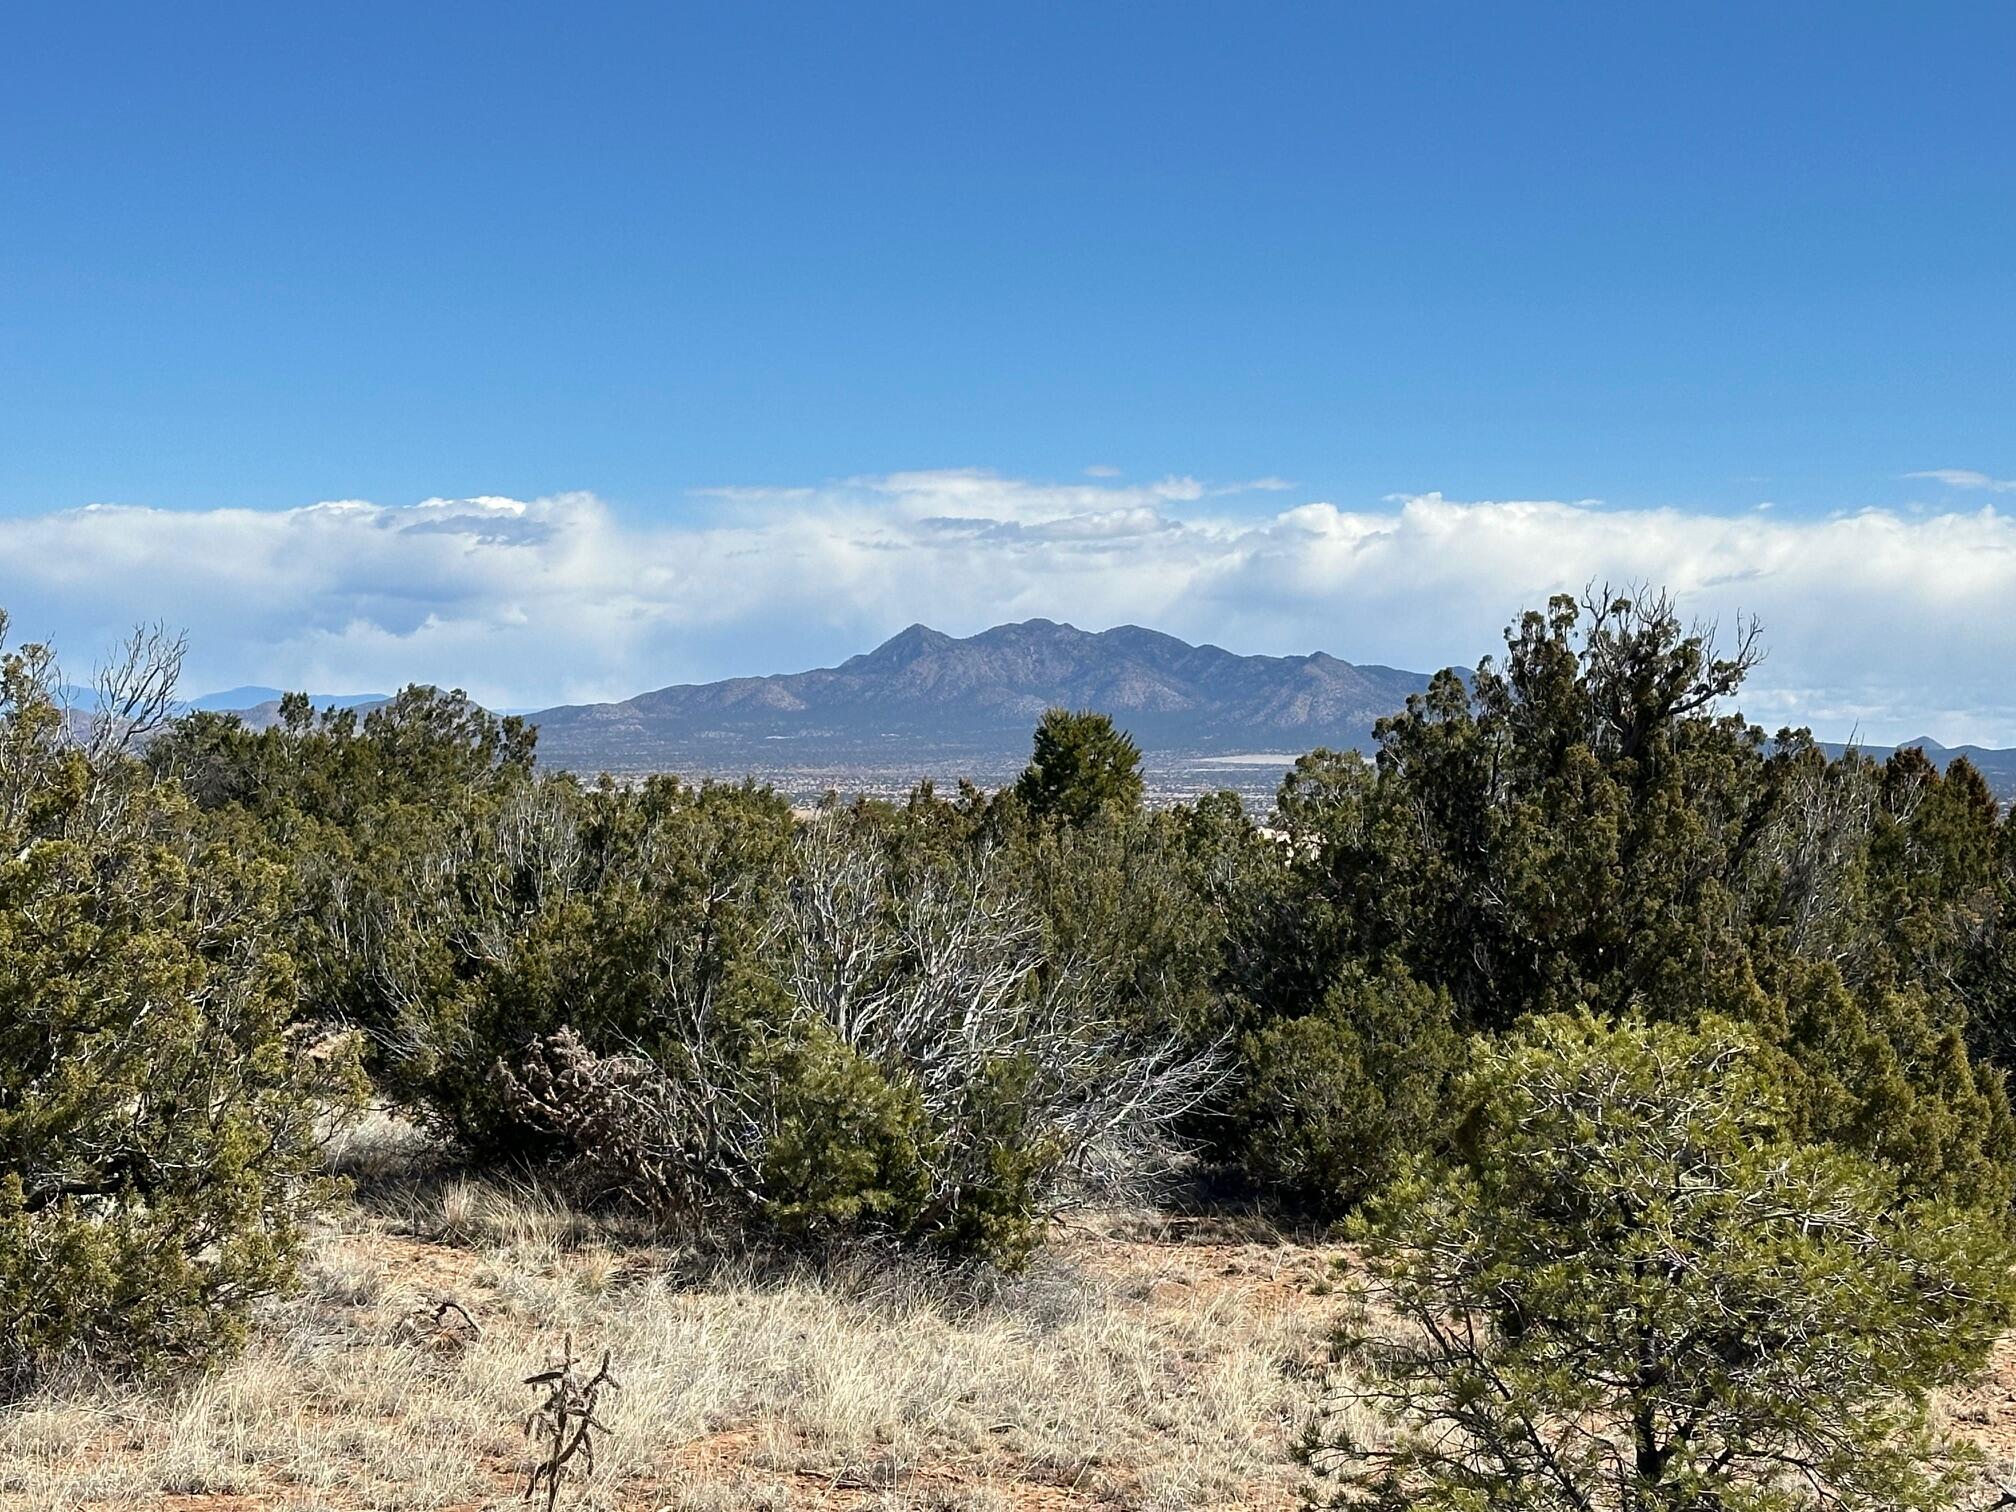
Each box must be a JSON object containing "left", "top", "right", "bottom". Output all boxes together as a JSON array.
[
  {"left": 972, "top": 617, "right": 1081, "bottom": 639},
  {"left": 530, "top": 619, "right": 1437, "bottom": 772},
  {"left": 878, "top": 622, "right": 953, "bottom": 651},
  {"left": 857, "top": 623, "right": 956, "bottom": 667}
]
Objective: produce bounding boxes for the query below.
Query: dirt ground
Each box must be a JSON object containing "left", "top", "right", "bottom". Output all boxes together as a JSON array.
[
  {"left": 9, "top": 1129, "right": 2016, "bottom": 1512},
  {"left": 0, "top": 1168, "right": 1339, "bottom": 1512}
]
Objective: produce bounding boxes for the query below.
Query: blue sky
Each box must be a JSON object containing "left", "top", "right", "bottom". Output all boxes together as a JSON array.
[{"left": 2, "top": 4, "right": 2014, "bottom": 738}]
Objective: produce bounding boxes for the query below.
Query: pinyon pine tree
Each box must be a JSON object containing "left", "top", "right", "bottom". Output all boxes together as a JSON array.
[
  {"left": 1308, "top": 1012, "right": 2016, "bottom": 1512},
  {"left": 1012, "top": 708, "right": 1145, "bottom": 826}
]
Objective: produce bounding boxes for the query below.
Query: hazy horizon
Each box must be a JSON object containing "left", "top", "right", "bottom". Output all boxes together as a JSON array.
[{"left": 108, "top": 598, "right": 2016, "bottom": 757}]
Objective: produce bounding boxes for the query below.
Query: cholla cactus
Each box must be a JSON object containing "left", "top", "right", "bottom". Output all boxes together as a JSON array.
[{"left": 522, "top": 1334, "right": 618, "bottom": 1510}]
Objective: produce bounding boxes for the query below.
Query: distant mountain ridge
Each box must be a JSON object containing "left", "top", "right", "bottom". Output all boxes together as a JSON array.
[
  {"left": 180, "top": 626, "right": 2016, "bottom": 803},
  {"left": 184, "top": 687, "right": 388, "bottom": 714},
  {"left": 1817, "top": 736, "right": 2016, "bottom": 798},
  {"left": 181, "top": 687, "right": 392, "bottom": 731},
  {"left": 527, "top": 619, "right": 1434, "bottom": 773}
]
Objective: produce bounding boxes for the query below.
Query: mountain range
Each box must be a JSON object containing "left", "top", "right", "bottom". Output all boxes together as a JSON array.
[
  {"left": 183, "top": 619, "right": 2016, "bottom": 803},
  {"left": 523, "top": 620, "right": 1432, "bottom": 776},
  {"left": 1814, "top": 737, "right": 2016, "bottom": 800}
]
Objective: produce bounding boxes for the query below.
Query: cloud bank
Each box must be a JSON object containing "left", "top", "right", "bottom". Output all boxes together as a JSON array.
[{"left": 3, "top": 469, "right": 2013, "bottom": 746}]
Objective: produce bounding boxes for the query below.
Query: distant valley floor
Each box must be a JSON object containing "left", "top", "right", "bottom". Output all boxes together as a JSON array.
[{"left": 536, "top": 745, "right": 1322, "bottom": 809}]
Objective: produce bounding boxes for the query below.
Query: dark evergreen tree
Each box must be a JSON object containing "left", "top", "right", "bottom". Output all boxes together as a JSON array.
[
  {"left": 1219, "top": 589, "right": 2016, "bottom": 1217},
  {"left": 1011, "top": 708, "right": 1145, "bottom": 826}
]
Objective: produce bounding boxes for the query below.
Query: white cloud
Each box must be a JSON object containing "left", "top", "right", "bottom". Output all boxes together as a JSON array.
[
  {"left": 4, "top": 472, "right": 2015, "bottom": 745},
  {"left": 1906, "top": 469, "right": 2016, "bottom": 493}
]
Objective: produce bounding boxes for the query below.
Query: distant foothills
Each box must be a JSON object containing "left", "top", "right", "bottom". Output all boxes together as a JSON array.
[{"left": 183, "top": 618, "right": 2016, "bottom": 802}]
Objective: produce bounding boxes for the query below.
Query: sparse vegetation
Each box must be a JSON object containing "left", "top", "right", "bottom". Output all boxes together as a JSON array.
[
  {"left": 0, "top": 1119, "right": 1334, "bottom": 1509},
  {"left": 8, "top": 589, "right": 2016, "bottom": 1509}
]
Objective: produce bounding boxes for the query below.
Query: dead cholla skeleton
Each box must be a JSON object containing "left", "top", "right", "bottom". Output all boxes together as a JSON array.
[{"left": 522, "top": 1334, "right": 618, "bottom": 1510}]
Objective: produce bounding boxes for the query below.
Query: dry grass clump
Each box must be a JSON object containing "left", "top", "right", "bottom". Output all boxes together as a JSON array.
[{"left": 0, "top": 1122, "right": 1335, "bottom": 1511}]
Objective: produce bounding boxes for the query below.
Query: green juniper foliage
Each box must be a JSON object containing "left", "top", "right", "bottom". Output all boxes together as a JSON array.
[
  {"left": 1224, "top": 588, "right": 2016, "bottom": 1217},
  {"left": 0, "top": 613, "right": 359, "bottom": 1389},
  {"left": 158, "top": 699, "right": 1225, "bottom": 1264},
  {"left": 37, "top": 583, "right": 2016, "bottom": 1338},
  {"left": 1309, "top": 1013, "right": 2016, "bottom": 1512},
  {"left": 1229, "top": 962, "right": 1462, "bottom": 1212},
  {"left": 146, "top": 682, "right": 540, "bottom": 1042}
]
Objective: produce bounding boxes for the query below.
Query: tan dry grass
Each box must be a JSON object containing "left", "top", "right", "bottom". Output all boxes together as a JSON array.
[{"left": 0, "top": 1132, "right": 1337, "bottom": 1511}]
